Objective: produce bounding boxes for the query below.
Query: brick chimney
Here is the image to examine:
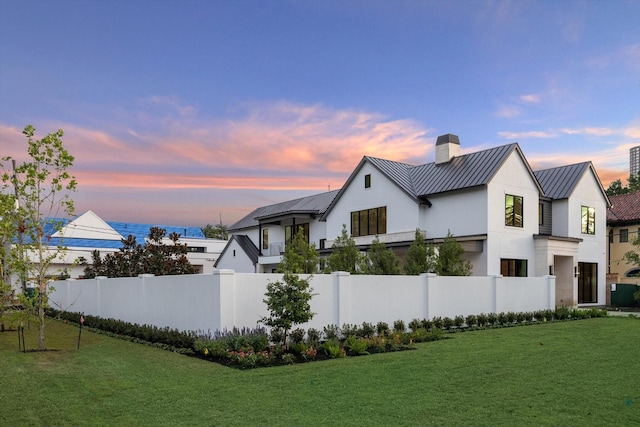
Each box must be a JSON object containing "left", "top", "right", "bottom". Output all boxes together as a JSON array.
[{"left": 435, "top": 133, "right": 460, "bottom": 164}]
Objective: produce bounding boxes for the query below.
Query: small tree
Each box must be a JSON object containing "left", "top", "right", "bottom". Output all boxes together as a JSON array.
[
  {"left": 262, "top": 227, "right": 316, "bottom": 345},
  {"left": 360, "top": 236, "right": 401, "bottom": 275},
  {"left": 623, "top": 234, "right": 640, "bottom": 270},
  {"left": 404, "top": 229, "right": 437, "bottom": 275},
  {"left": 1, "top": 125, "right": 77, "bottom": 350},
  {"left": 201, "top": 222, "right": 228, "bottom": 240},
  {"left": 325, "top": 224, "right": 362, "bottom": 273},
  {"left": 436, "top": 230, "right": 472, "bottom": 276},
  {"left": 277, "top": 226, "right": 319, "bottom": 274},
  {"left": 261, "top": 272, "right": 315, "bottom": 347}
]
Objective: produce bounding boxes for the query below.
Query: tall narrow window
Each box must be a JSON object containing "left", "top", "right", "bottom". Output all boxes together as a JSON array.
[
  {"left": 262, "top": 229, "right": 269, "bottom": 250},
  {"left": 538, "top": 203, "right": 543, "bottom": 226},
  {"left": 581, "top": 206, "right": 595, "bottom": 235},
  {"left": 620, "top": 228, "right": 629, "bottom": 243},
  {"left": 505, "top": 194, "right": 523, "bottom": 227},
  {"left": 578, "top": 262, "right": 597, "bottom": 303},
  {"left": 608, "top": 229, "right": 614, "bottom": 244},
  {"left": 364, "top": 174, "right": 371, "bottom": 188}
]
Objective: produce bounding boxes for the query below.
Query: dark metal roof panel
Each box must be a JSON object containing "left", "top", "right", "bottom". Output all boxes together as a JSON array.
[
  {"left": 229, "top": 189, "right": 340, "bottom": 230},
  {"left": 365, "top": 156, "right": 415, "bottom": 197},
  {"left": 534, "top": 162, "right": 590, "bottom": 200},
  {"left": 410, "top": 144, "right": 517, "bottom": 196}
]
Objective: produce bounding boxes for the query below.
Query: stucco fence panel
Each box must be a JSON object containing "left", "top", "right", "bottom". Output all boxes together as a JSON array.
[{"left": 49, "top": 272, "right": 555, "bottom": 334}]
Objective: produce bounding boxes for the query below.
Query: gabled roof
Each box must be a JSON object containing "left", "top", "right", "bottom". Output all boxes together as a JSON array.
[
  {"left": 534, "top": 162, "right": 610, "bottom": 206},
  {"left": 214, "top": 235, "right": 259, "bottom": 268},
  {"left": 410, "top": 143, "right": 527, "bottom": 196},
  {"left": 229, "top": 189, "right": 340, "bottom": 231},
  {"left": 607, "top": 191, "right": 640, "bottom": 225},
  {"left": 45, "top": 211, "right": 205, "bottom": 249},
  {"left": 322, "top": 143, "right": 540, "bottom": 220}
]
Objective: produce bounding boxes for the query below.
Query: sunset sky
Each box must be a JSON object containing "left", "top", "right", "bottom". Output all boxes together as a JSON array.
[{"left": 1, "top": 0, "right": 639, "bottom": 227}]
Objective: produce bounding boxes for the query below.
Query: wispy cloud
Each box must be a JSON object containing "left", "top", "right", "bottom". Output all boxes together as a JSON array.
[
  {"left": 498, "top": 130, "right": 557, "bottom": 140},
  {"left": 2, "top": 100, "right": 434, "bottom": 192}
]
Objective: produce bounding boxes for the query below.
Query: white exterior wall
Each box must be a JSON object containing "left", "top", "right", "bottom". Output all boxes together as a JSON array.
[
  {"left": 423, "top": 188, "right": 488, "bottom": 238},
  {"left": 216, "top": 239, "right": 256, "bottom": 273},
  {"left": 325, "top": 162, "right": 421, "bottom": 243},
  {"left": 485, "top": 152, "right": 541, "bottom": 276},
  {"left": 552, "top": 200, "right": 569, "bottom": 236},
  {"left": 49, "top": 272, "right": 556, "bottom": 333}
]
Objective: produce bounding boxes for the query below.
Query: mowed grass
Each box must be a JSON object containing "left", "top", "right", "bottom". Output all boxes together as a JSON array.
[{"left": 1, "top": 317, "right": 639, "bottom": 426}]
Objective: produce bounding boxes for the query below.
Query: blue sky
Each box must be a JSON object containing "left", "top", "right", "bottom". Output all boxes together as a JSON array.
[{"left": 1, "top": 0, "right": 639, "bottom": 227}]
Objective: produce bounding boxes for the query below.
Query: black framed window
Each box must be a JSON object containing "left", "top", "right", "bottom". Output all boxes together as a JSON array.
[
  {"left": 500, "top": 258, "right": 528, "bottom": 277},
  {"left": 581, "top": 206, "right": 595, "bottom": 235},
  {"left": 351, "top": 206, "right": 386, "bottom": 237},
  {"left": 620, "top": 228, "right": 629, "bottom": 243},
  {"left": 578, "top": 262, "right": 597, "bottom": 303},
  {"left": 364, "top": 174, "right": 371, "bottom": 188},
  {"left": 505, "top": 194, "right": 523, "bottom": 227}
]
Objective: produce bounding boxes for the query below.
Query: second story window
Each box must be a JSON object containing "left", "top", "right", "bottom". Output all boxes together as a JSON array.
[
  {"left": 364, "top": 174, "right": 371, "bottom": 188},
  {"left": 581, "top": 206, "right": 595, "bottom": 235},
  {"left": 285, "top": 223, "right": 310, "bottom": 244},
  {"left": 351, "top": 206, "right": 386, "bottom": 237},
  {"left": 505, "top": 194, "right": 523, "bottom": 228},
  {"left": 620, "top": 228, "right": 629, "bottom": 243},
  {"left": 262, "top": 229, "right": 269, "bottom": 250}
]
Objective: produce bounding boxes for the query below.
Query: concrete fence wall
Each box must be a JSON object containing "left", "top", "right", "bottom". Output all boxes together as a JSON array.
[{"left": 49, "top": 271, "right": 556, "bottom": 333}]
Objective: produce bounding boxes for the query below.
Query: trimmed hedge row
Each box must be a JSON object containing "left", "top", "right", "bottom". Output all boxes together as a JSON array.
[{"left": 47, "top": 306, "right": 608, "bottom": 369}]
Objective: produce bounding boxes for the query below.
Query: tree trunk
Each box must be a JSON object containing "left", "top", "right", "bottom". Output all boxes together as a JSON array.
[{"left": 38, "top": 282, "right": 46, "bottom": 351}]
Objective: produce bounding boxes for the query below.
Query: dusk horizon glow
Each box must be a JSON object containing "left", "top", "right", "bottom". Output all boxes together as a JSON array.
[{"left": 1, "top": 1, "right": 638, "bottom": 227}]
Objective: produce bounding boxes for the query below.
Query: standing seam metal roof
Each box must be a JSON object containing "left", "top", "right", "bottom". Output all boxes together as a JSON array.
[
  {"left": 229, "top": 189, "right": 341, "bottom": 230},
  {"left": 534, "top": 162, "right": 590, "bottom": 200}
]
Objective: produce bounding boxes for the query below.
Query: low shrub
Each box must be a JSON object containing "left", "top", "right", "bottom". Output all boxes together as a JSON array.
[
  {"left": 344, "top": 335, "right": 370, "bottom": 356},
  {"left": 323, "top": 324, "right": 340, "bottom": 340},
  {"left": 376, "top": 321, "right": 390, "bottom": 337},
  {"left": 393, "top": 320, "right": 406, "bottom": 333},
  {"left": 465, "top": 314, "right": 478, "bottom": 327},
  {"left": 408, "top": 318, "right": 422, "bottom": 332},
  {"left": 360, "top": 322, "right": 376, "bottom": 338},
  {"left": 454, "top": 315, "right": 465, "bottom": 328},
  {"left": 322, "top": 339, "right": 346, "bottom": 358}
]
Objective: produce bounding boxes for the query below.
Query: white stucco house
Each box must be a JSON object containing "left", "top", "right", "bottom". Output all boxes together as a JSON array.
[{"left": 216, "top": 134, "right": 610, "bottom": 307}]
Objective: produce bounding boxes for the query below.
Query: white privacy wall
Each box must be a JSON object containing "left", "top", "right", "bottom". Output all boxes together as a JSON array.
[{"left": 49, "top": 271, "right": 556, "bottom": 333}]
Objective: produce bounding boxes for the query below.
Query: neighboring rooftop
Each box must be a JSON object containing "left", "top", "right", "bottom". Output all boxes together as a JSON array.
[
  {"left": 230, "top": 189, "right": 341, "bottom": 231},
  {"left": 46, "top": 210, "right": 206, "bottom": 249},
  {"left": 607, "top": 191, "right": 640, "bottom": 225}
]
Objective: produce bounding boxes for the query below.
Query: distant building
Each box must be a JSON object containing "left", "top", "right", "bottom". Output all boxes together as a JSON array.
[
  {"left": 631, "top": 146, "right": 640, "bottom": 177},
  {"left": 607, "top": 192, "right": 640, "bottom": 283},
  {"left": 8, "top": 210, "right": 227, "bottom": 290}
]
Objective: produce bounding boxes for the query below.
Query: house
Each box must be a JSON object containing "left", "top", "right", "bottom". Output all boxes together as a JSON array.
[
  {"left": 217, "top": 134, "right": 610, "bottom": 307},
  {"left": 10, "top": 210, "right": 227, "bottom": 288},
  {"left": 607, "top": 191, "right": 640, "bottom": 284}
]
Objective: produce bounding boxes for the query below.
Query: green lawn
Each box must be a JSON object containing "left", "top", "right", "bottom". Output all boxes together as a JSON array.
[{"left": 1, "top": 317, "right": 639, "bottom": 426}]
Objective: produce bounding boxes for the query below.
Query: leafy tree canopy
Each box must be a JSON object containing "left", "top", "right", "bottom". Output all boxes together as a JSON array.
[
  {"left": 436, "top": 230, "right": 472, "bottom": 276},
  {"left": 360, "top": 236, "right": 401, "bottom": 275},
  {"left": 325, "top": 224, "right": 363, "bottom": 273},
  {"left": 404, "top": 229, "right": 437, "bottom": 275},
  {"left": 201, "top": 222, "right": 228, "bottom": 240},
  {"left": 81, "top": 227, "right": 195, "bottom": 278},
  {"left": 606, "top": 174, "right": 640, "bottom": 196},
  {"left": 277, "top": 226, "right": 319, "bottom": 274}
]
